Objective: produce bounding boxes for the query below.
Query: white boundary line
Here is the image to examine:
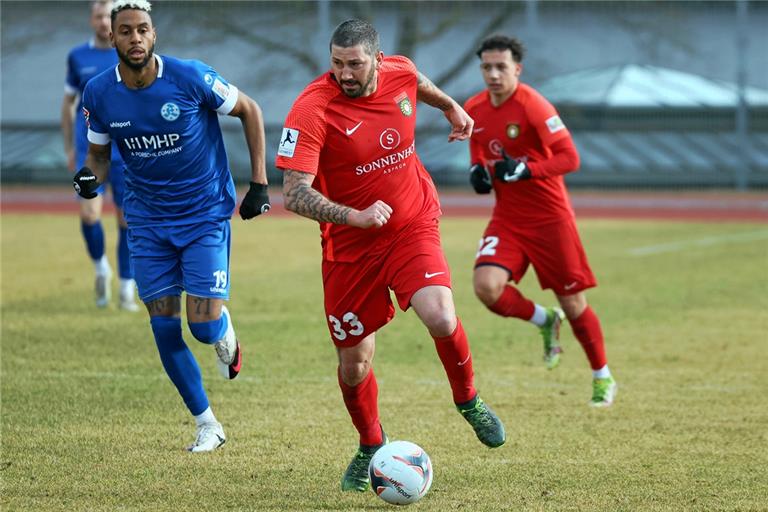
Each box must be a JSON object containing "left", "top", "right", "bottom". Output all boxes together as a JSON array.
[{"left": 628, "top": 230, "right": 768, "bottom": 256}]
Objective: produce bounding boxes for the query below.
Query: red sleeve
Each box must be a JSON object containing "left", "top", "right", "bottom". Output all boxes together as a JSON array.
[
  {"left": 527, "top": 136, "right": 580, "bottom": 179},
  {"left": 275, "top": 83, "right": 332, "bottom": 174},
  {"left": 469, "top": 134, "right": 486, "bottom": 168}
]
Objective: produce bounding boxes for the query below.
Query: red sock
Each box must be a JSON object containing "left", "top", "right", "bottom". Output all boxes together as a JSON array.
[
  {"left": 489, "top": 286, "right": 535, "bottom": 320},
  {"left": 568, "top": 306, "right": 607, "bottom": 370},
  {"left": 432, "top": 318, "right": 477, "bottom": 404},
  {"left": 337, "top": 367, "right": 382, "bottom": 446}
]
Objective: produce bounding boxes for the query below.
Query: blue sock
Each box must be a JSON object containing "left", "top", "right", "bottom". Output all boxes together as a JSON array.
[
  {"left": 81, "top": 220, "right": 105, "bottom": 261},
  {"left": 150, "top": 316, "right": 209, "bottom": 416},
  {"left": 188, "top": 311, "right": 228, "bottom": 345},
  {"left": 117, "top": 226, "right": 132, "bottom": 279}
]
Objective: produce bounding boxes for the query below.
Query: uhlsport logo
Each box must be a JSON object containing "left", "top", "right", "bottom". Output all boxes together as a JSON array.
[
  {"left": 204, "top": 73, "right": 214, "bottom": 85},
  {"left": 161, "top": 102, "right": 180, "bottom": 121},
  {"left": 394, "top": 92, "right": 413, "bottom": 116}
]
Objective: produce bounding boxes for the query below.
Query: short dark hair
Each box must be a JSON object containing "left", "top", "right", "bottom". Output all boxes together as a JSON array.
[
  {"left": 111, "top": 0, "right": 152, "bottom": 26},
  {"left": 330, "top": 19, "right": 380, "bottom": 57},
  {"left": 476, "top": 35, "right": 525, "bottom": 63}
]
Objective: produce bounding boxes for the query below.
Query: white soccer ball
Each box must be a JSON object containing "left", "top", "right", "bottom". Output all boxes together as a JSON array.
[{"left": 368, "top": 440, "right": 433, "bottom": 505}]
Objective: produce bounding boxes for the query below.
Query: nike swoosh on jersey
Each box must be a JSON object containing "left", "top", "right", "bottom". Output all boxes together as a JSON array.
[
  {"left": 345, "top": 121, "right": 363, "bottom": 136},
  {"left": 424, "top": 271, "right": 446, "bottom": 279},
  {"left": 564, "top": 281, "right": 578, "bottom": 290},
  {"left": 474, "top": 127, "right": 485, "bottom": 132}
]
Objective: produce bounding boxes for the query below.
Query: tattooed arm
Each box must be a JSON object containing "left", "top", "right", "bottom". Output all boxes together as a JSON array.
[
  {"left": 416, "top": 72, "right": 474, "bottom": 142},
  {"left": 282, "top": 169, "right": 392, "bottom": 229}
]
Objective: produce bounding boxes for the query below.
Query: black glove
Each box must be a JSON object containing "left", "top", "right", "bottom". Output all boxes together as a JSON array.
[
  {"left": 494, "top": 151, "right": 532, "bottom": 182},
  {"left": 239, "top": 182, "right": 271, "bottom": 219},
  {"left": 73, "top": 166, "right": 99, "bottom": 199},
  {"left": 469, "top": 163, "right": 492, "bottom": 194}
]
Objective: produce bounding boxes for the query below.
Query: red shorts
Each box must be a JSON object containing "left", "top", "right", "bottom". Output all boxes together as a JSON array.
[
  {"left": 322, "top": 219, "right": 452, "bottom": 347},
  {"left": 474, "top": 217, "right": 596, "bottom": 295}
]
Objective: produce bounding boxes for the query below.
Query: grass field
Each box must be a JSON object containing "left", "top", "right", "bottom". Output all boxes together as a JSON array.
[{"left": 2, "top": 213, "right": 767, "bottom": 511}]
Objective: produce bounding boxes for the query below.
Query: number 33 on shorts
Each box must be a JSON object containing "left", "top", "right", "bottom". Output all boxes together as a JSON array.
[{"left": 328, "top": 312, "right": 365, "bottom": 341}]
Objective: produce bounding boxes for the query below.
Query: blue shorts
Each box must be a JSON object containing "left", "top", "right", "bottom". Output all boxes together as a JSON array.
[{"left": 127, "top": 220, "right": 231, "bottom": 303}]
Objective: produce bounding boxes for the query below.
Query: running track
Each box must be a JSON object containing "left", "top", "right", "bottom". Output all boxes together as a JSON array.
[{"left": 1, "top": 185, "right": 766, "bottom": 222}]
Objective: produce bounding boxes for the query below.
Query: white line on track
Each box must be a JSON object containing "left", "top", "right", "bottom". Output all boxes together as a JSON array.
[{"left": 628, "top": 230, "right": 768, "bottom": 256}]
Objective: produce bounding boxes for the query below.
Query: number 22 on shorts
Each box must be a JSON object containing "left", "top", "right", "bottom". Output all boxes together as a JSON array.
[
  {"left": 476, "top": 236, "right": 499, "bottom": 258},
  {"left": 328, "top": 312, "right": 365, "bottom": 341}
]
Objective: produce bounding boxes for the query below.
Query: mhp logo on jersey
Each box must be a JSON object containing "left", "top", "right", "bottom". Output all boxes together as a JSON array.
[{"left": 161, "top": 102, "right": 180, "bottom": 121}]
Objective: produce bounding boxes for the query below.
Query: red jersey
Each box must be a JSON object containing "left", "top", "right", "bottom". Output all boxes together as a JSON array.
[
  {"left": 464, "top": 83, "right": 577, "bottom": 227},
  {"left": 276, "top": 55, "right": 441, "bottom": 262}
]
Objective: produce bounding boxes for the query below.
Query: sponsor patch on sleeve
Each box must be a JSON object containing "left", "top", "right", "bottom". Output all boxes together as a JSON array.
[
  {"left": 277, "top": 128, "right": 299, "bottom": 157},
  {"left": 212, "top": 78, "right": 230, "bottom": 101},
  {"left": 545, "top": 115, "right": 566, "bottom": 134}
]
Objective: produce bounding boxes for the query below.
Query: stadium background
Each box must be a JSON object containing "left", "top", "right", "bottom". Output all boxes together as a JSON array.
[{"left": 1, "top": 0, "right": 767, "bottom": 190}]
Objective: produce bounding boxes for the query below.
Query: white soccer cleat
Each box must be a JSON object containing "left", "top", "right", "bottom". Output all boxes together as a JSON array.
[
  {"left": 214, "top": 305, "right": 241, "bottom": 380},
  {"left": 187, "top": 422, "right": 226, "bottom": 453},
  {"left": 119, "top": 279, "right": 140, "bottom": 312},
  {"left": 119, "top": 293, "right": 140, "bottom": 312},
  {"left": 95, "top": 268, "right": 113, "bottom": 308}
]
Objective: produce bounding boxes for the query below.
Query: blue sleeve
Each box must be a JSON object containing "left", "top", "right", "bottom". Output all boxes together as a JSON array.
[
  {"left": 65, "top": 51, "right": 78, "bottom": 95},
  {"left": 82, "top": 82, "right": 110, "bottom": 145},
  {"left": 187, "top": 60, "right": 239, "bottom": 115}
]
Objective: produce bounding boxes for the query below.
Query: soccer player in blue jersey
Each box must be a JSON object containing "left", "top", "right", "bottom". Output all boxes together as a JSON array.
[
  {"left": 61, "top": 0, "right": 138, "bottom": 311},
  {"left": 73, "top": 0, "right": 271, "bottom": 452}
]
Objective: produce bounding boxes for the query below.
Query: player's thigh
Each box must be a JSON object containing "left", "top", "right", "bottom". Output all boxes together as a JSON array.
[
  {"left": 128, "top": 226, "right": 183, "bottom": 303},
  {"left": 386, "top": 219, "right": 452, "bottom": 311},
  {"left": 523, "top": 220, "right": 597, "bottom": 295},
  {"left": 474, "top": 220, "right": 530, "bottom": 284},
  {"left": 178, "top": 220, "right": 231, "bottom": 301},
  {"left": 322, "top": 259, "right": 394, "bottom": 348}
]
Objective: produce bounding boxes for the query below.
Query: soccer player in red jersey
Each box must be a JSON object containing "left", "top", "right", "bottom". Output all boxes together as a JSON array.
[
  {"left": 276, "top": 20, "right": 506, "bottom": 492},
  {"left": 464, "top": 35, "right": 617, "bottom": 407}
]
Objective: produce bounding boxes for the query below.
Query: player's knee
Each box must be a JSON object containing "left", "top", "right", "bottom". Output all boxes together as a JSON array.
[
  {"left": 340, "top": 361, "right": 370, "bottom": 386},
  {"left": 423, "top": 310, "right": 457, "bottom": 338},
  {"left": 188, "top": 316, "right": 227, "bottom": 345},
  {"left": 473, "top": 278, "right": 503, "bottom": 306}
]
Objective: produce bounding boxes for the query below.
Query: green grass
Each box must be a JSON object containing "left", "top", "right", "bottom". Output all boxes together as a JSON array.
[{"left": 2, "top": 213, "right": 767, "bottom": 511}]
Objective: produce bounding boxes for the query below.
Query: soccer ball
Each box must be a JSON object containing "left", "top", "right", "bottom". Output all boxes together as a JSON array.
[{"left": 369, "top": 440, "right": 433, "bottom": 505}]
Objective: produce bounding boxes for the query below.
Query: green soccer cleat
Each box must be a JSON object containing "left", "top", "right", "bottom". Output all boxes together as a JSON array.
[
  {"left": 540, "top": 307, "right": 565, "bottom": 370},
  {"left": 341, "top": 433, "right": 388, "bottom": 492},
  {"left": 456, "top": 395, "right": 506, "bottom": 448},
  {"left": 589, "top": 376, "right": 618, "bottom": 407}
]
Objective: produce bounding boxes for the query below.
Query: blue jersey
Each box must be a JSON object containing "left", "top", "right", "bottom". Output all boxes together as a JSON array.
[
  {"left": 65, "top": 39, "right": 123, "bottom": 163},
  {"left": 82, "top": 55, "right": 239, "bottom": 227}
]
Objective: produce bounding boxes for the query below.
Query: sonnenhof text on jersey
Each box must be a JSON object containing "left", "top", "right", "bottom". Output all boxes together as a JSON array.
[{"left": 355, "top": 142, "right": 415, "bottom": 176}]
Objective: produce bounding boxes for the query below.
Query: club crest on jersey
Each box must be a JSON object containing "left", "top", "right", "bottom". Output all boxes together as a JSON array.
[
  {"left": 394, "top": 92, "right": 413, "bottom": 116},
  {"left": 204, "top": 73, "right": 214, "bottom": 85},
  {"left": 161, "top": 102, "right": 180, "bottom": 122},
  {"left": 506, "top": 123, "right": 520, "bottom": 139}
]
